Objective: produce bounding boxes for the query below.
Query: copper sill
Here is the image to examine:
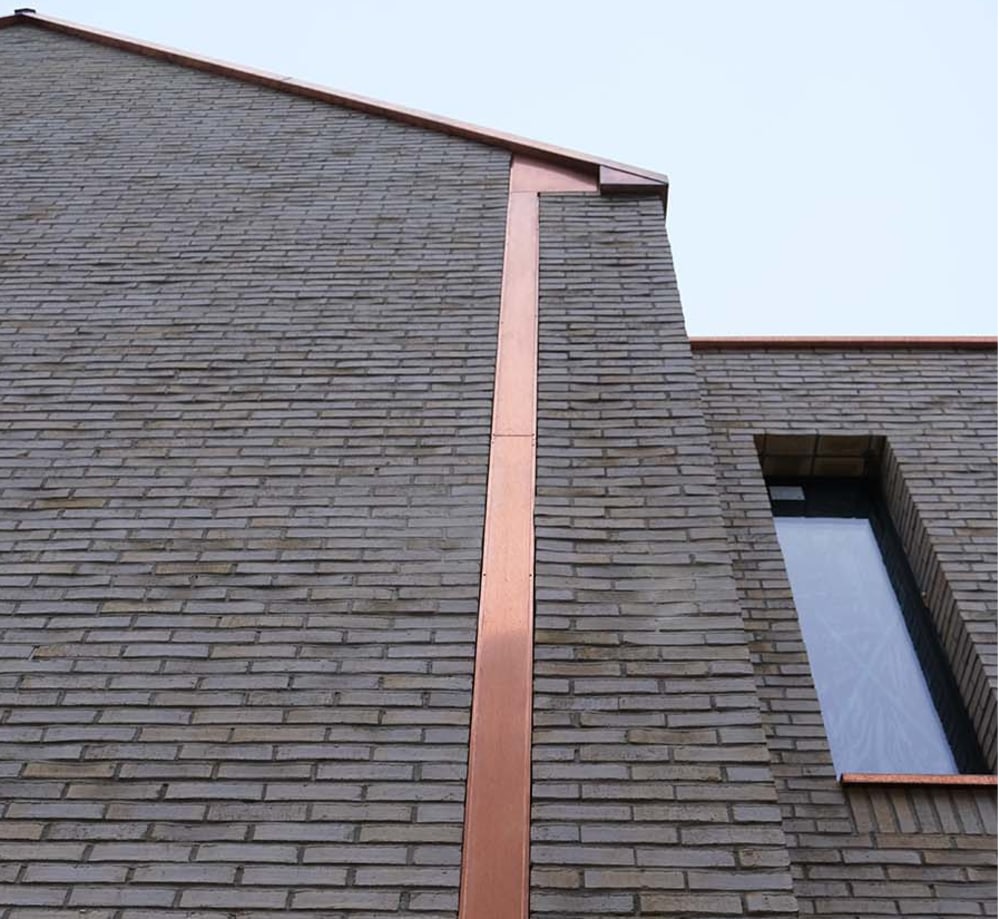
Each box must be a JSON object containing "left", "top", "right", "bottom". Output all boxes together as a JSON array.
[{"left": 841, "top": 773, "right": 998, "bottom": 787}]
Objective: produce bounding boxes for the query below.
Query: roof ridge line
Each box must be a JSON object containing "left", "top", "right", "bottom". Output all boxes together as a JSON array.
[{"left": 2, "top": 9, "right": 669, "bottom": 192}]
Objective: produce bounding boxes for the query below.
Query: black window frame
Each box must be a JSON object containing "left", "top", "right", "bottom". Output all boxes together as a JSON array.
[{"left": 769, "top": 476, "right": 986, "bottom": 775}]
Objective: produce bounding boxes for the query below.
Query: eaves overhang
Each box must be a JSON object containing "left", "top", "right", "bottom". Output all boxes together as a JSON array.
[{"left": 1, "top": 9, "right": 669, "bottom": 209}]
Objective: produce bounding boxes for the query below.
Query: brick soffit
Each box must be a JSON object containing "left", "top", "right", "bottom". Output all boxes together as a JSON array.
[{"left": 0, "top": 9, "right": 669, "bottom": 206}]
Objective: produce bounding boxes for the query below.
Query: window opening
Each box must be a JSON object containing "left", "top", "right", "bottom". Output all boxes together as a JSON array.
[{"left": 769, "top": 478, "right": 984, "bottom": 776}]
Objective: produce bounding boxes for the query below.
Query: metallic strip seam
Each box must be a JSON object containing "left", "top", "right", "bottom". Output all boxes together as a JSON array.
[{"left": 458, "top": 157, "right": 596, "bottom": 919}]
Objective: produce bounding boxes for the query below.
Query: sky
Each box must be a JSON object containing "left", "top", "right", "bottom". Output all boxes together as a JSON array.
[{"left": 22, "top": 1, "right": 998, "bottom": 336}]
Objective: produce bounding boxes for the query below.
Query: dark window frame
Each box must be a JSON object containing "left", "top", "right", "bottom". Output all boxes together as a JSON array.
[{"left": 769, "top": 476, "right": 986, "bottom": 775}]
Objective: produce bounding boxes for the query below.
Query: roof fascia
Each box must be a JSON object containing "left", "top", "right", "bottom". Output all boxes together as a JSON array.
[
  {"left": 3, "top": 10, "right": 668, "bottom": 205},
  {"left": 689, "top": 336, "right": 998, "bottom": 351}
]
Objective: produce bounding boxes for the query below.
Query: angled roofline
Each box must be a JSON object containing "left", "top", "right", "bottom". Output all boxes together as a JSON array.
[
  {"left": 689, "top": 336, "right": 998, "bottom": 351},
  {"left": 1, "top": 10, "right": 668, "bottom": 203}
]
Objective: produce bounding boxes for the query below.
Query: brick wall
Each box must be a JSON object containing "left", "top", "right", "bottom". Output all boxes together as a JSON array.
[
  {"left": 0, "top": 25, "right": 508, "bottom": 917},
  {"left": 2, "top": 20, "right": 995, "bottom": 919},
  {"left": 530, "top": 195, "right": 798, "bottom": 917},
  {"left": 693, "top": 345, "right": 998, "bottom": 916}
]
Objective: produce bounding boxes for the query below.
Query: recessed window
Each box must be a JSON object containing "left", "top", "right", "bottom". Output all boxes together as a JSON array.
[{"left": 769, "top": 479, "right": 984, "bottom": 776}]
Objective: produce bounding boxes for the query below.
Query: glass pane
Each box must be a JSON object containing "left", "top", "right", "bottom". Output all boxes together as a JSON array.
[{"left": 774, "top": 516, "right": 958, "bottom": 775}]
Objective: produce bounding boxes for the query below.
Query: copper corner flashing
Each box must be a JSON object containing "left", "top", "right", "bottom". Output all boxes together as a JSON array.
[{"left": 458, "top": 157, "right": 595, "bottom": 919}]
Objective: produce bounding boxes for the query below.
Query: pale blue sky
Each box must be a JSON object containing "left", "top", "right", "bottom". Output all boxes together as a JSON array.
[{"left": 25, "top": 1, "right": 998, "bottom": 335}]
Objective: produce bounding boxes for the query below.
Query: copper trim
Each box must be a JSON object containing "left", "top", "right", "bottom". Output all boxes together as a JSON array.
[
  {"left": 2, "top": 12, "right": 668, "bottom": 190},
  {"left": 460, "top": 435, "right": 535, "bottom": 919},
  {"left": 690, "top": 336, "right": 998, "bottom": 351},
  {"left": 841, "top": 773, "right": 998, "bottom": 786},
  {"left": 511, "top": 157, "right": 600, "bottom": 195},
  {"left": 458, "top": 156, "right": 595, "bottom": 919},
  {"left": 599, "top": 164, "right": 665, "bottom": 193},
  {"left": 491, "top": 191, "right": 540, "bottom": 438}
]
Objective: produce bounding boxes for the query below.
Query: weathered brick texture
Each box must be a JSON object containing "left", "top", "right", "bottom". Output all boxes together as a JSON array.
[
  {"left": 0, "top": 25, "right": 507, "bottom": 916},
  {"left": 531, "top": 195, "right": 797, "bottom": 917},
  {"left": 693, "top": 345, "right": 998, "bottom": 916}
]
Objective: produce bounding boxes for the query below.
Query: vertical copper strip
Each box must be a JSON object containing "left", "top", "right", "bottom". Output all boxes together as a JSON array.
[{"left": 459, "top": 157, "right": 596, "bottom": 919}]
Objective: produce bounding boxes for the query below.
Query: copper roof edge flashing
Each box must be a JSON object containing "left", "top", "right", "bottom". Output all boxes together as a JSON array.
[
  {"left": 599, "top": 164, "right": 664, "bottom": 192},
  {"left": 598, "top": 165, "right": 668, "bottom": 212},
  {"left": 690, "top": 336, "right": 998, "bottom": 351},
  {"left": 2, "top": 10, "right": 669, "bottom": 201}
]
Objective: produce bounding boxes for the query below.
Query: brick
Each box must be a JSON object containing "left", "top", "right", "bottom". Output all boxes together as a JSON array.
[
  {"left": 291, "top": 890, "right": 401, "bottom": 909},
  {"left": 22, "top": 865, "right": 127, "bottom": 884},
  {"left": 302, "top": 845, "right": 408, "bottom": 865},
  {"left": 242, "top": 866, "right": 349, "bottom": 885},
  {"left": 131, "top": 865, "right": 237, "bottom": 884},
  {"left": 0, "top": 887, "right": 68, "bottom": 905},
  {"left": 88, "top": 843, "right": 193, "bottom": 862},
  {"left": 639, "top": 893, "right": 744, "bottom": 914},
  {"left": 69, "top": 887, "right": 177, "bottom": 908},
  {"left": 195, "top": 844, "right": 298, "bottom": 863},
  {"left": 179, "top": 888, "right": 288, "bottom": 909},
  {"left": 164, "top": 782, "right": 262, "bottom": 801},
  {"left": 353, "top": 866, "right": 459, "bottom": 886}
]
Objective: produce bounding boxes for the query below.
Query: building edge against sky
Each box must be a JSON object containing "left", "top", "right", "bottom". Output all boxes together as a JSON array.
[
  {"left": 16, "top": 0, "right": 1000, "bottom": 339},
  {"left": 0, "top": 11, "right": 995, "bottom": 919}
]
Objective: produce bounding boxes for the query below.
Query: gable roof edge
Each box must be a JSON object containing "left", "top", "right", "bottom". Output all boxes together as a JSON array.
[{"left": 3, "top": 10, "right": 669, "bottom": 204}]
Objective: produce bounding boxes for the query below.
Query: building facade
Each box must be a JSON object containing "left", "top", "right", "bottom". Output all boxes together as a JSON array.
[{"left": 0, "top": 12, "right": 995, "bottom": 918}]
